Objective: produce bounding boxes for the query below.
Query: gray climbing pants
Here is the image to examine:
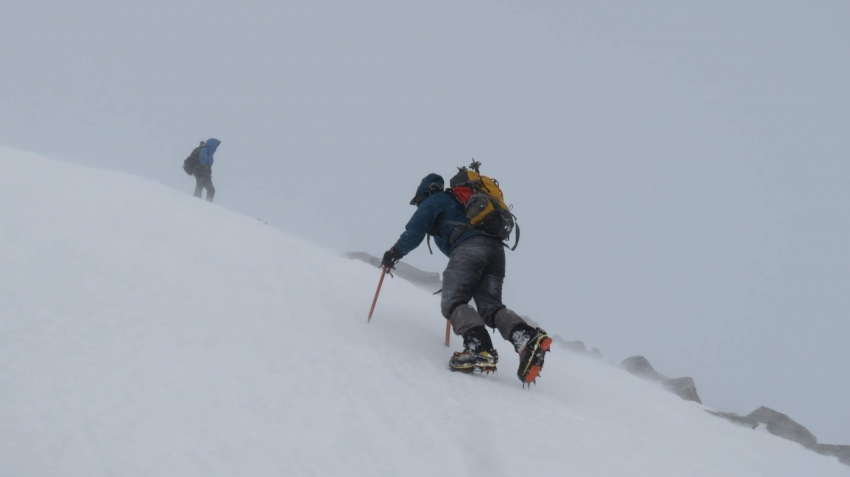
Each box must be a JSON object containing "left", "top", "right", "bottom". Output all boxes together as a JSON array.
[{"left": 440, "top": 235, "right": 527, "bottom": 340}]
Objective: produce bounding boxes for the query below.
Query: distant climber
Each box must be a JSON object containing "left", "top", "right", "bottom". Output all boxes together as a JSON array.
[
  {"left": 182, "top": 138, "right": 221, "bottom": 202},
  {"left": 380, "top": 164, "right": 551, "bottom": 385}
]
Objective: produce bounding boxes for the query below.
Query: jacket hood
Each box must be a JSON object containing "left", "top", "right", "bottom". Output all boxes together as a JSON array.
[
  {"left": 410, "top": 173, "right": 444, "bottom": 206},
  {"left": 205, "top": 138, "right": 221, "bottom": 154}
]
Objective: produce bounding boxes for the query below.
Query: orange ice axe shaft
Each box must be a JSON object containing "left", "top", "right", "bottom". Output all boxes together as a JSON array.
[{"left": 367, "top": 267, "right": 388, "bottom": 323}]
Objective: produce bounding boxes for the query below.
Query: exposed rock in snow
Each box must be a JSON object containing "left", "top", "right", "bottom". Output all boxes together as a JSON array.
[
  {"left": 665, "top": 377, "right": 702, "bottom": 404},
  {"left": 706, "top": 407, "right": 850, "bottom": 466},
  {"left": 707, "top": 411, "right": 760, "bottom": 429},
  {"left": 812, "top": 444, "right": 850, "bottom": 465},
  {"left": 746, "top": 407, "right": 818, "bottom": 448},
  {"left": 621, "top": 356, "right": 663, "bottom": 380},
  {"left": 620, "top": 356, "right": 702, "bottom": 404}
]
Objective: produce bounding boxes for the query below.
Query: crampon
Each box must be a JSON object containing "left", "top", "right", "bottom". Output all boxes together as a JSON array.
[{"left": 449, "top": 350, "right": 498, "bottom": 375}]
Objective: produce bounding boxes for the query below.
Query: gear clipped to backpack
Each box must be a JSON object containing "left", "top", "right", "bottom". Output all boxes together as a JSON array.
[
  {"left": 449, "top": 160, "right": 520, "bottom": 250},
  {"left": 182, "top": 141, "right": 205, "bottom": 175}
]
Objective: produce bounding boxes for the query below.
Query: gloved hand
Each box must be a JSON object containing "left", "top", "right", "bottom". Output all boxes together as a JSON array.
[{"left": 381, "top": 247, "right": 403, "bottom": 272}]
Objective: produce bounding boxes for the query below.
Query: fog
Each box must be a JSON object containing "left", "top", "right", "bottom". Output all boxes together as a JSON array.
[{"left": 2, "top": 1, "right": 848, "bottom": 443}]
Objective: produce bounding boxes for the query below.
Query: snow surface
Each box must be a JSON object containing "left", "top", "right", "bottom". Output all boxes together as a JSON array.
[{"left": 1, "top": 146, "right": 846, "bottom": 476}]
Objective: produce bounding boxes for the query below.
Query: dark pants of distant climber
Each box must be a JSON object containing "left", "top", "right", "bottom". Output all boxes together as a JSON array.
[
  {"left": 440, "top": 235, "right": 526, "bottom": 340},
  {"left": 193, "top": 166, "right": 215, "bottom": 202}
]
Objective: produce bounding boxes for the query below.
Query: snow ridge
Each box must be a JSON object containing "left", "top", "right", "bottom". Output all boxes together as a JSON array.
[{"left": 1, "top": 147, "right": 847, "bottom": 476}]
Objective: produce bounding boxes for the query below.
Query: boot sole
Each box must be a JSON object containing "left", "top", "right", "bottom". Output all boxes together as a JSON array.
[{"left": 520, "top": 336, "right": 552, "bottom": 384}]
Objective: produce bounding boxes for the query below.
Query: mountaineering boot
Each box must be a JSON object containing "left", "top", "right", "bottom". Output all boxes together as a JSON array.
[
  {"left": 512, "top": 326, "right": 553, "bottom": 384},
  {"left": 450, "top": 326, "right": 498, "bottom": 374}
]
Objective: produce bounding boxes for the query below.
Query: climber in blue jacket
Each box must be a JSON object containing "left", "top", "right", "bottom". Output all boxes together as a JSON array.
[
  {"left": 381, "top": 173, "right": 551, "bottom": 384},
  {"left": 194, "top": 138, "right": 220, "bottom": 202}
]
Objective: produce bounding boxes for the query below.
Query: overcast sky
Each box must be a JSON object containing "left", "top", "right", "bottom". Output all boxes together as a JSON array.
[{"left": 2, "top": 1, "right": 848, "bottom": 443}]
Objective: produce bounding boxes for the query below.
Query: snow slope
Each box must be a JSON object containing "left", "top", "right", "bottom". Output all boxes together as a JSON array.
[{"left": 1, "top": 146, "right": 846, "bottom": 477}]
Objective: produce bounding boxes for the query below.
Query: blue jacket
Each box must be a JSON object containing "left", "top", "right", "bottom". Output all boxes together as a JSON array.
[
  {"left": 199, "top": 138, "right": 221, "bottom": 166},
  {"left": 393, "top": 174, "right": 481, "bottom": 258}
]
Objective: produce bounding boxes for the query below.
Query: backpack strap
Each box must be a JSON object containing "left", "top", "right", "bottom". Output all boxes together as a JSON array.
[
  {"left": 496, "top": 214, "right": 520, "bottom": 251},
  {"left": 427, "top": 221, "right": 463, "bottom": 254},
  {"left": 426, "top": 210, "right": 447, "bottom": 255},
  {"left": 506, "top": 220, "right": 520, "bottom": 251},
  {"left": 444, "top": 220, "right": 470, "bottom": 246},
  {"left": 446, "top": 219, "right": 520, "bottom": 251}
]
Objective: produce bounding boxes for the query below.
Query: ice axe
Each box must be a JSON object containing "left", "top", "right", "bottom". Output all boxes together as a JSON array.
[
  {"left": 433, "top": 287, "right": 451, "bottom": 346},
  {"left": 367, "top": 267, "right": 388, "bottom": 323}
]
